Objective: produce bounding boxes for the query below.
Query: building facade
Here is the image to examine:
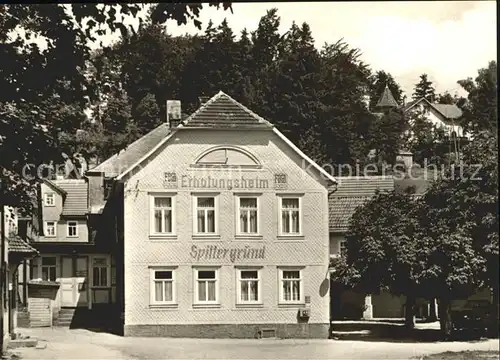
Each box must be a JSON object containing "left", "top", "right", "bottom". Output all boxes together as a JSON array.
[
  {"left": 23, "top": 179, "right": 117, "bottom": 328},
  {"left": 114, "top": 92, "right": 335, "bottom": 338}
]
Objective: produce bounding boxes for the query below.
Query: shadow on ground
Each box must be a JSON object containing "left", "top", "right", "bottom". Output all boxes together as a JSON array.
[{"left": 330, "top": 320, "right": 497, "bottom": 343}]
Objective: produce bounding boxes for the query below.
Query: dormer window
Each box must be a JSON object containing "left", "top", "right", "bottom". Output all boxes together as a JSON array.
[{"left": 44, "top": 193, "right": 55, "bottom": 206}]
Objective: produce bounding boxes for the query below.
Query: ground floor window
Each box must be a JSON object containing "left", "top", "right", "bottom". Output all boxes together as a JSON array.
[
  {"left": 237, "top": 268, "right": 261, "bottom": 304},
  {"left": 150, "top": 268, "right": 176, "bottom": 305},
  {"left": 41, "top": 257, "right": 57, "bottom": 281},
  {"left": 92, "top": 257, "right": 109, "bottom": 287},
  {"left": 279, "top": 268, "right": 304, "bottom": 304},
  {"left": 194, "top": 268, "right": 219, "bottom": 304}
]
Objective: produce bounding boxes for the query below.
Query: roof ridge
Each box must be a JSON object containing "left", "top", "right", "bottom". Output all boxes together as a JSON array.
[{"left": 219, "top": 91, "right": 274, "bottom": 127}]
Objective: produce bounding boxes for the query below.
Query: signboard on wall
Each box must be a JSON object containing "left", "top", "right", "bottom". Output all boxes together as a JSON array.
[
  {"left": 190, "top": 245, "right": 265, "bottom": 262},
  {"left": 162, "top": 172, "right": 288, "bottom": 190}
]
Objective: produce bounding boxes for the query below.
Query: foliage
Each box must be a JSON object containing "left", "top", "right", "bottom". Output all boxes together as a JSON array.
[
  {"left": 457, "top": 61, "right": 497, "bottom": 134},
  {"left": 335, "top": 189, "right": 420, "bottom": 327},
  {"left": 412, "top": 74, "right": 436, "bottom": 101},
  {"left": 369, "top": 108, "right": 409, "bottom": 165}
]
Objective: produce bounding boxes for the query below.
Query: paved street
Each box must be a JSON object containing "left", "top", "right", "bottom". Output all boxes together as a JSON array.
[{"left": 9, "top": 328, "right": 500, "bottom": 360}]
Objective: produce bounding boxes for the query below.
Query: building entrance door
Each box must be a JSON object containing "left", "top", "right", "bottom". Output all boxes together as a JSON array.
[{"left": 61, "top": 256, "right": 88, "bottom": 307}]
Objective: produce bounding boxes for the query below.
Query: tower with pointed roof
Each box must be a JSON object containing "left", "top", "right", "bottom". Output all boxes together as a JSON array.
[{"left": 375, "top": 85, "right": 399, "bottom": 113}]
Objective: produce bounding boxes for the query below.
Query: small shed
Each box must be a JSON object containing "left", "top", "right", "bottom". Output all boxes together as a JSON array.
[{"left": 27, "top": 281, "right": 60, "bottom": 327}]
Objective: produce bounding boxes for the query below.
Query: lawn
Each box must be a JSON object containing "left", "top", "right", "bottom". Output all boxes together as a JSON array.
[{"left": 420, "top": 350, "right": 499, "bottom": 359}]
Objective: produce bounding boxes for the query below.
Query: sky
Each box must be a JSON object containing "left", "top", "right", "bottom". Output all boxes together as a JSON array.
[{"left": 96, "top": 1, "right": 496, "bottom": 99}]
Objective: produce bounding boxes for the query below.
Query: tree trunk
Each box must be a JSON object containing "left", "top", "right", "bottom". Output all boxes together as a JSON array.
[
  {"left": 404, "top": 294, "right": 416, "bottom": 329},
  {"left": 428, "top": 297, "right": 437, "bottom": 321},
  {"left": 438, "top": 297, "right": 453, "bottom": 339},
  {"left": 491, "top": 285, "right": 499, "bottom": 338}
]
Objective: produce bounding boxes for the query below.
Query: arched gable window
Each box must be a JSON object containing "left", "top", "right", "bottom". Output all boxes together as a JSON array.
[{"left": 193, "top": 146, "right": 261, "bottom": 168}]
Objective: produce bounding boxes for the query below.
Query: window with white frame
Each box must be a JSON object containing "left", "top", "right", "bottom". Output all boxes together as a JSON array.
[
  {"left": 151, "top": 196, "right": 175, "bottom": 235},
  {"left": 44, "top": 193, "right": 55, "bottom": 206},
  {"left": 237, "top": 268, "right": 261, "bottom": 304},
  {"left": 41, "top": 257, "right": 57, "bottom": 281},
  {"left": 279, "top": 268, "right": 304, "bottom": 303},
  {"left": 67, "top": 221, "right": 78, "bottom": 237},
  {"left": 237, "top": 197, "right": 259, "bottom": 235},
  {"left": 150, "top": 268, "right": 176, "bottom": 305},
  {"left": 194, "top": 196, "right": 217, "bottom": 234},
  {"left": 194, "top": 268, "right": 219, "bottom": 304},
  {"left": 92, "top": 257, "right": 109, "bottom": 287},
  {"left": 279, "top": 197, "right": 301, "bottom": 235},
  {"left": 44, "top": 221, "right": 56, "bottom": 237}
]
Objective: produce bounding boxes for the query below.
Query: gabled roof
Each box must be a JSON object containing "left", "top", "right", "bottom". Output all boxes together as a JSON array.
[
  {"left": 43, "top": 180, "right": 67, "bottom": 197},
  {"left": 116, "top": 91, "right": 337, "bottom": 184},
  {"left": 51, "top": 179, "right": 88, "bottom": 216},
  {"left": 376, "top": 86, "right": 398, "bottom": 108},
  {"left": 179, "top": 91, "right": 273, "bottom": 130},
  {"left": 91, "top": 123, "right": 171, "bottom": 178},
  {"left": 329, "top": 176, "right": 394, "bottom": 233},
  {"left": 8, "top": 234, "right": 38, "bottom": 255},
  {"left": 404, "top": 97, "right": 463, "bottom": 120}
]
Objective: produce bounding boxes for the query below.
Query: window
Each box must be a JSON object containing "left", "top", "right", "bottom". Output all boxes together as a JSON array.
[
  {"left": 44, "top": 221, "right": 56, "bottom": 237},
  {"left": 150, "top": 268, "right": 176, "bottom": 305},
  {"left": 67, "top": 221, "right": 78, "bottom": 237},
  {"left": 194, "top": 196, "right": 217, "bottom": 235},
  {"left": 151, "top": 196, "right": 175, "bottom": 235},
  {"left": 195, "top": 146, "right": 260, "bottom": 167},
  {"left": 44, "top": 193, "right": 55, "bottom": 206},
  {"left": 92, "top": 258, "right": 108, "bottom": 287},
  {"left": 340, "top": 241, "right": 347, "bottom": 257},
  {"left": 279, "top": 268, "right": 304, "bottom": 304},
  {"left": 194, "top": 268, "right": 219, "bottom": 304},
  {"left": 279, "top": 197, "right": 301, "bottom": 235},
  {"left": 41, "top": 257, "right": 57, "bottom": 281},
  {"left": 237, "top": 197, "right": 259, "bottom": 235},
  {"left": 237, "top": 269, "right": 261, "bottom": 304}
]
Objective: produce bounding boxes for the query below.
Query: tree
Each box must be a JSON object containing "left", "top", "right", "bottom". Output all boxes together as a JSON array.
[
  {"left": 268, "top": 21, "right": 322, "bottom": 145},
  {"left": 419, "top": 131, "right": 498, "bottom": 337},
  {"left": 369, "top": 70, "right": 403, "bottom": 110},
  {"left": 336, "top": 189, "right": 421, "bottom": 329},
  {"left": 436, "top": 91, "right": 456, "bottom": 105},
  {"left": 412, "top": 74, "right": 436, "bottom": 101},
  {"left": 457, "top": 61, "right": 497, "bottom": 134},
  {"left": 314, "top": 40, "right": 375, "bottom": 168},
  {"left": 369, "top": 108, "right": 409, "bottom": 166}
]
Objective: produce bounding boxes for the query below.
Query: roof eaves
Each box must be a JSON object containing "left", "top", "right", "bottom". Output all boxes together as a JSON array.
[
  {"left": 43, "top": 180, "right": 67, "bottom": 197},
  {"left": 116, "top": 131, "right": 177, "bottom": 181}
]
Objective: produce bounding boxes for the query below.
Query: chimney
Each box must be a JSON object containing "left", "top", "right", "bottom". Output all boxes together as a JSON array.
[{"left": 166, "top": 100, "right": 182, "bottom": 129}]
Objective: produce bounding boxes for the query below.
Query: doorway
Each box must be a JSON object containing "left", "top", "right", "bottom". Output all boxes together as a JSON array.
[{"left": 61, "top": 256, "right": 88, "bottom": 307}]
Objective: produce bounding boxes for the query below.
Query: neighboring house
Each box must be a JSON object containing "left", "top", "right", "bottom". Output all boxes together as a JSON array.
[
  {"left": 404, "top": 97, "right": 468, "bottom": 139},
  {"left": 23, "top": 179, "right": 117, "bottom": 328},
  {"left": 85, "top": 91, "right": 336, "bottom": 338}
]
